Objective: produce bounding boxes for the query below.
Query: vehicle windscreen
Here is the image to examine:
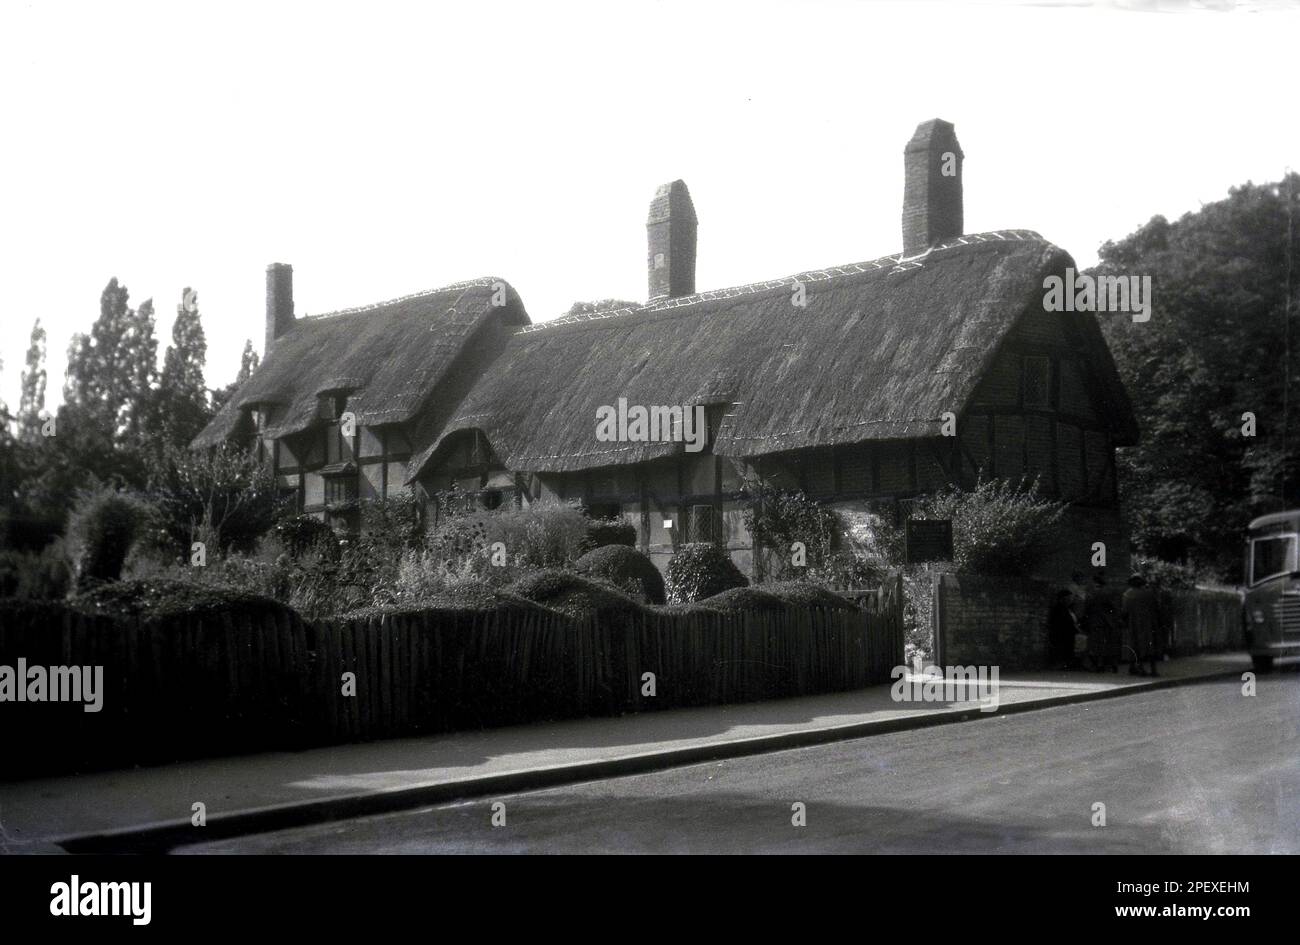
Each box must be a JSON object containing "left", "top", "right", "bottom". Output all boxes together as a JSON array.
[{"left": 1249, "top": 534, "right": 1297, "bottom": 586}]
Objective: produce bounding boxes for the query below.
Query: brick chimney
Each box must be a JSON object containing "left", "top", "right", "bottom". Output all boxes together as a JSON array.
[
  {"left": 902, "top": 119, "right": 964, "bottom": 257},
  {"left": 265, "top": 262, "right": 294, "bottom": 352},
  {"left": 647, "top": 180, "right": 697, "bottom": 300}
]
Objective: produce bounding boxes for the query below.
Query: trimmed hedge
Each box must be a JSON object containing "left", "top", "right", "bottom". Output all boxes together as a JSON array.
[
  {"left": 509, "top": 568, "right": 642, "bottom": 617},
  {"left": 575, "top": 545, "right": 666, "bottom": 604},
  {"left": 666, "top": 542, "right": 748, "bottom": 604},
  {"left": 68, "top": 578, "right": 297, "bottom": 620},
  {"left": 580, "top": 517, "right": 638, "bottom": 554}
]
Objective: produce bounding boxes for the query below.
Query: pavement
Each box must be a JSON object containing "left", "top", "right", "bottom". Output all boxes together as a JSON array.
[
  {"left": 0, "top": 653, "right": 1258, "bottom": 853},
  {"left": 177, "top": 671, "right": 1300, "bottom": 854}
]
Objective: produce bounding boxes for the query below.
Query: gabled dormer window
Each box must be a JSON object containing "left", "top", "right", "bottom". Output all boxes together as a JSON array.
[
  {"left": 244, "top": 405, "right": 267, "bottom": 433},
  {"left": 318, "top": 392, "right": 347, "bottom": 421}
]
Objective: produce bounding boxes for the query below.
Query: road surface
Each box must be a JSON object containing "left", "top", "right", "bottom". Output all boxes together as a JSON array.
[{"left": 177, "top": 671, "right": 1300, "bottom": 854}]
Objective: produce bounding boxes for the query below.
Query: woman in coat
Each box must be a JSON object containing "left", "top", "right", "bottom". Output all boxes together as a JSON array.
[{"left": 1122, "top": 574, "right": 1162, "bottom": 676}]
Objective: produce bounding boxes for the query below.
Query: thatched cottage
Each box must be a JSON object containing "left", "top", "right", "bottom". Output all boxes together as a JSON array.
[{"left": 194, "top": 119, "right": 1138, "bottom": 579}]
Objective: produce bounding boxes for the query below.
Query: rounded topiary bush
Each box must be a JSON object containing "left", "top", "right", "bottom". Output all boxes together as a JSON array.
[
  {"left": 575, "top": 544, "right": 665, "bottom": 604},
  {"left": 665, "top": 543, "right": 747, "bottom": 605},
  {"left": 580, "top": 517, "right": 637, "bottom": 554}
]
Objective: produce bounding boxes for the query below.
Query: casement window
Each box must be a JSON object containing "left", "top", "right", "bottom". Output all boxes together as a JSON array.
[
  {"left": 687, "top": 504, "right": 720, "bottom": 544},
  {"left": 324, "top": 474, "right": 357, "bottom": 505},
  {"left": 1021, "top": 356, "right": 1052, "bottom": 410}
]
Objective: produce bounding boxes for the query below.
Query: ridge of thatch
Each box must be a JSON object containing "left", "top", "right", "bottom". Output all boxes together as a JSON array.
[
  {"left": 408, "top": 231, "right": 1138, "bottom": 478},
  {"left": 192, "top": 277, "right": 529, "bottom": 448}
]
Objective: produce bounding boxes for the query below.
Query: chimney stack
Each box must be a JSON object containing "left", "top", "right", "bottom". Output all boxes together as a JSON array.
[
  {"left": 902, "top": 119, "right": 964, "bottom": 257},
  {"left": 647, "top": 180, "right": 697, "bottom": 300},
  {"left": 265, "top": 262, "right": 294, "bottom": 353}
]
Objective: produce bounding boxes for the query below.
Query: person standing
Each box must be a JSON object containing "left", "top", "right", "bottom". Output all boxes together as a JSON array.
[
  {"left": 1123, "top": 574, "right": 1162, "bottom": 676},
  {"left": 1048, "top": 588, "right": 1078, "bottom": 670},
  {"left": 1083, "top": 571, "right": 1120, "bottom": 672}
]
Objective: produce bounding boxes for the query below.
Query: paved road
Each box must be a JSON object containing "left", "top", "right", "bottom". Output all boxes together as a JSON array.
[{"left": 177, "top": 671, "right": 1300, "bottom": 854}]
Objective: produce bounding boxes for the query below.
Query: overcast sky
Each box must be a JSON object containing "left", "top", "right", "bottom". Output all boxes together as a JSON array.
[{"left": 1, "top": 0, "right": 1296, "bottom": 410}]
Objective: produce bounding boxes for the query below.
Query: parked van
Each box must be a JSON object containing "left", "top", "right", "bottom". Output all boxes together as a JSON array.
[{"left": 1243, "top": 510, "right": 1300, "bottom": 671}]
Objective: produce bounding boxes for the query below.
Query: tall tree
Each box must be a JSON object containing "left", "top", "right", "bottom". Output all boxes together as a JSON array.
[
  {"left": 156, "top": 287, "right": 210, "bottom": 448},
  {"left": 236, "top": 339, "right": 259, "bottom": 384},
  {"left": 123, "top": 297, "right": 158, "bottom": 444},
  {"left": 1096, "top": 173, "right": 1300, "bottom": 580},
  {"left": 64, "top": 278, "right": 133, "bottom": 432},
  {"left": 56, "top": 278, "right": 155, "bottom": 494},
  {"left": 17, "top": 319, "right": 47, "bottom": 444},
  {"left": 211, "top": 339, "right": 260, "bottom": 413}
]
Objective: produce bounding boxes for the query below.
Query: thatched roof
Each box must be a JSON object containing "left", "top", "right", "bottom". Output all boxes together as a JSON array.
[
  {"left": 192, "top": 279, "right": 529, "bottom": 448},
  {"left": 408, "top": 231, "right": 1137, "bottom": 478}
]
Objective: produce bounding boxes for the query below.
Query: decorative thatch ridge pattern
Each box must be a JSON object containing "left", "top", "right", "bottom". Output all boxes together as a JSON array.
[
  {"left": 407, "top": 231, "right": 1137, "bottom": 478},
  {"left": 192, "top": 278, "right": 529, "bottom": 448}
]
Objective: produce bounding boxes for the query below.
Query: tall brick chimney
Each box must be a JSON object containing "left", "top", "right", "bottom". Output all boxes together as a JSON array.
[
  {"left": 647, "top": 180, "right": 697, "bottom": 300},
  {"left": 902, "top": 119, "right": 964, "bottom": 257},
  {"left": 265, "top": 262, "right": 294, "bottom": 353}
]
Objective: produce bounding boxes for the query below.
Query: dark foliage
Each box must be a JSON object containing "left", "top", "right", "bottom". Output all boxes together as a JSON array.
[
  {"left": 508, "top": 568, "right": 641, "bottom": 617},
  {"left": 665, "top": 542, "right": 748, "bottom": 604},
  {"left": 575, "top": 544, "right": 666, "bottom": 604},
  {"left": 1094, "top": 174, "right": 1300, "bottom": 580},
  {"left": 71, "top": 492, "right": 140, "bottom": 588},
  {"left": 0, "top": 546, "right": 70, "bottom": 600},
  {"left": 274, "top": 514, "right": 338, "bottom": 558},
  {"left": 579, "top": 517, "right": 638, "bottom": 554}
]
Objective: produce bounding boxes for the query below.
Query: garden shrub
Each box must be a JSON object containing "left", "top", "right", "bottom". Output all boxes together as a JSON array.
[
  {"left": 759, "top": 581, "right": 860, "bottom": 611},
  {"left": 1132, "top": 555, "right": 1199, "bottom": 589},
  {"left": 68, "top": 577, "right": 290, "bottom": 620},
  {"left": 274, "top": 514, "right": 338, "bottom": 558},
  {"left": 874, "top": 477, "right": 1066, "bottom": 577},
  {"left": 0, "top": 544, "right": 71, "bottom": 600},
  {"left": 689, "top": 585, "right": 787, "bottom": 613},
  {"left": 741, "top": 481, "right": 842, "bottom": 579},
  {"left": 429, "top": 501, "right": 588, "bottom": 571},
  {"left": 579, "top": 517, "right": 637, "bottom": 554},
  {"left": 148, "top": 443, "right": 278, "bottom": 557},
  {"left": 386, "top": 549, "right": 505, "bottom": 610},
  {"left": 807, "top": 550, "right": 884, "bottom": 590},
  {"left": 575, "top": 545, "right": 665, "bottom": 604},
  {"left": 65, "top": 487, "right": 149, "bottom": 589},
  {"left": 509, "top": 569, "right": 641, "bottom": 618},
  {"left": 665, "top": 543, "right": 748, "bottom": 604}
]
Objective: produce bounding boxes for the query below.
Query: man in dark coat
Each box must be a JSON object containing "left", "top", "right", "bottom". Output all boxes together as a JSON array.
[
  {"left": 1048, "top": 588, "right": 1078, "bottom": 670},
  {"left": 1123, "top": 573, "right": 1162, "bottom": 676},
  {"left": 1083, "top": 571, "right": 1120, "bottom": 672}
]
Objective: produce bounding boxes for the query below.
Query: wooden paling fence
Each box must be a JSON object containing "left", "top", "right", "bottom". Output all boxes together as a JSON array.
[{"left": 0, "top": 582, "right": 904, "bottom": 777}]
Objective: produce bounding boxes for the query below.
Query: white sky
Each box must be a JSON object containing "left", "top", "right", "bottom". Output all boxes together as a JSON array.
[{"left": 1, "top": 0, "right": 1297, "bottom": 409}]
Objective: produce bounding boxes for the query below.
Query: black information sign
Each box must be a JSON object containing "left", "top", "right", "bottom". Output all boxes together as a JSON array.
[{"left": 905, "top": 518, "right": 953, "bottom": 563}]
